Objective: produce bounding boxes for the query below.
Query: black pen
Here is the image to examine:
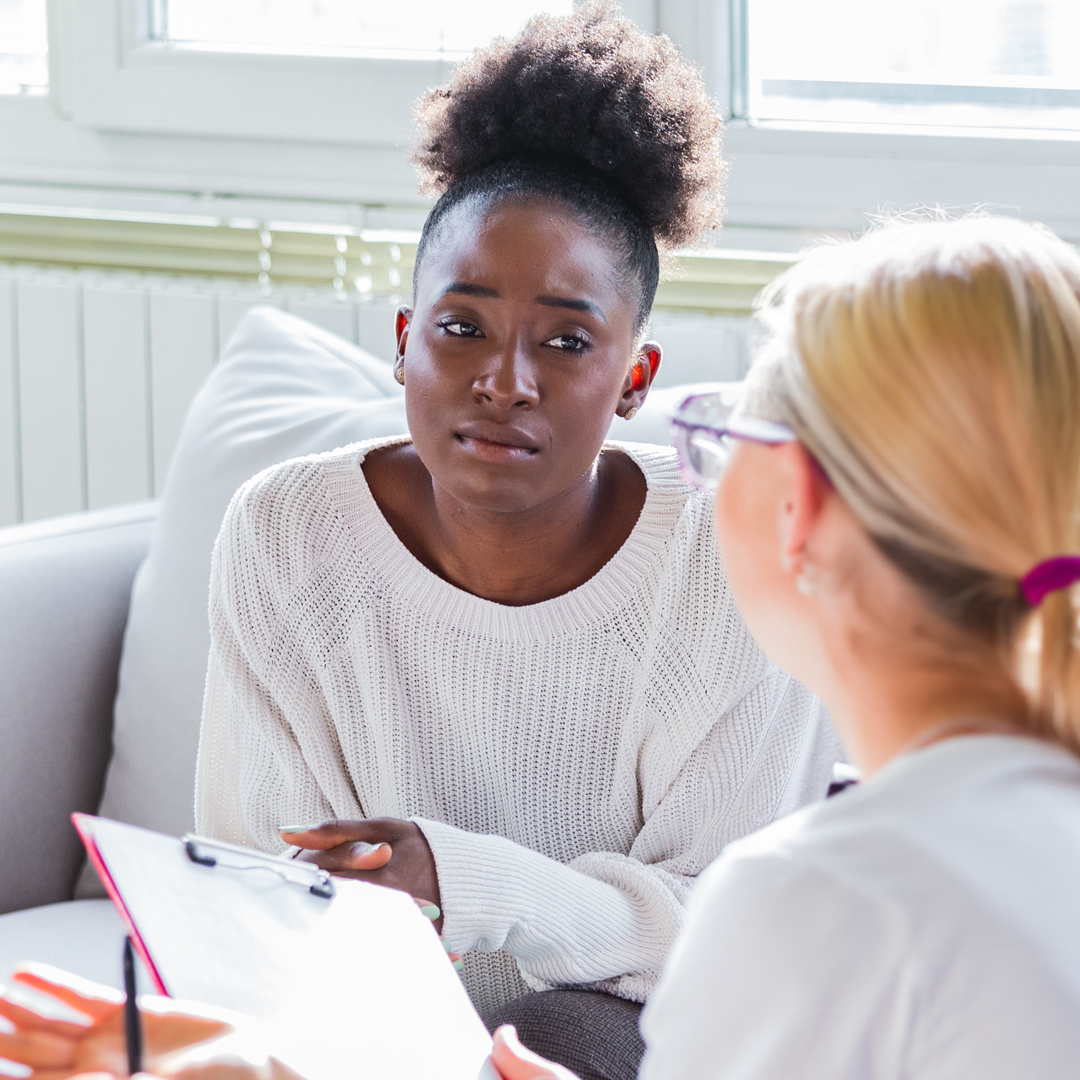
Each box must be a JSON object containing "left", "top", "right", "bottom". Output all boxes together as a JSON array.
[{"left": 123, "top": 936, "right": 143, "bottom": 1076}]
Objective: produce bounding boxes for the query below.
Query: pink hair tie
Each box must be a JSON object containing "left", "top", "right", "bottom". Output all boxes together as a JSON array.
[{"left": 1020, "top": 556, "right": 1080, "bottom": 607}]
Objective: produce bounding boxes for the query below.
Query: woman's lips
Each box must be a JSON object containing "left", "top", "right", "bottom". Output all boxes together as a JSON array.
[{"left": 454, "top": 433, "right": 538, "bottom": 463}]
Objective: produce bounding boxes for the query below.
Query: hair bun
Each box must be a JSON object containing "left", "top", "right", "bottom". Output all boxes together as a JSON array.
[{"left": 412, "top": 0, "right": 726, "bottom": 249}]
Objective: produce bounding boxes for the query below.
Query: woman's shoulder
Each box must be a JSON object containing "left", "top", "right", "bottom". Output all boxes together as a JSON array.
[
  {"left": 714, "top": 734, "right": 1080, "bottom": 916},
  {"left": 603, "top": 439, "right": 712, "bottom": 535},
  {"left": 214, "top": 435, "right": 408, "bottom": 589},
  {"left": 644, "top": 809, "right": 909, "bottom": 1064},
  {"left": 227, "top": 435, "right": 407, "bottom": 521},
  {"left": 602, "top": 440, "right": 735, "bottom": 629},
  {"left": 667, "top": 740, "right": 1080, "bottom": 1071},
  {"left": 676, "top": 799, "right": 911, "bottom": 988},
  {"left": 604, "top": 438, "right": 687, "bottom": 484}
]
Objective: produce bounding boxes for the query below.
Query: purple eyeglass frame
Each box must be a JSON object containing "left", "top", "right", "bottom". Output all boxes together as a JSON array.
[
  {"left": 672, "top": 399, "right": 1080, "bottom": 606},
  {"left": 670, "top": 391, "right": 797, "bottom": 489}
]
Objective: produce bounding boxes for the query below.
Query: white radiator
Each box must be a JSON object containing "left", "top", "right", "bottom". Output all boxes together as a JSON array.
[{"left": 0, "top": 264, "right": 752, "bottom": 526}]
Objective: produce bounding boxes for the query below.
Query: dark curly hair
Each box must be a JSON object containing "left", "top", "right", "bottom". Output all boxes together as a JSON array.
[{"left": 410, "top": 1, "right": 726, "bottom": 331}]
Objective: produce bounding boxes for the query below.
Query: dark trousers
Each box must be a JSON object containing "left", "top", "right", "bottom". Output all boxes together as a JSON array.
[{"left": 484, "top": 989, "right": 645, "bottom": 1080}]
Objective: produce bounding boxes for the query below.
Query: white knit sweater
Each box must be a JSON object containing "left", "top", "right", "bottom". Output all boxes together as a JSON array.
[{"left": 195, "top": 436, "right": 840, "bottom": 1015}]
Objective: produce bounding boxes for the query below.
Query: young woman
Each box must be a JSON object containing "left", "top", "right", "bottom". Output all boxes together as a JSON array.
[{"left": 192, "top": 3, "right": 836, "bottom": 1075}]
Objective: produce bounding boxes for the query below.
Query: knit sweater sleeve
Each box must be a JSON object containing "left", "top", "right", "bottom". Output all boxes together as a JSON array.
[
  {"left": 195, "top": 464, "right": 348, "bottom": 849},
  {"left": 196, "top": 632, "right": 335, "bottom": 849},
  {"left": 415, "top": 669, "right": 834, "bottom": 1002}
]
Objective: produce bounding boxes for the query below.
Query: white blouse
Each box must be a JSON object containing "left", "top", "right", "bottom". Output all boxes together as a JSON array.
[{"left": 641, "top": 734, "right": 1080, "bottom": 1079}]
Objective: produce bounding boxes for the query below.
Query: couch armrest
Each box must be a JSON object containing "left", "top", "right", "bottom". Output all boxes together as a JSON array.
[{"left": 0, "top": 502, "right": 156, "bottom": 914}]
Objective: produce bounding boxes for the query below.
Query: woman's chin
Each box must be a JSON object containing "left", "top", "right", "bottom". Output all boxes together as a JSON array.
[
  {"left": 431, "top": 454, "right": 560, "bottom": 516},
  {"left": 429, "top": 472, "right": 544, "bottom": 516}
]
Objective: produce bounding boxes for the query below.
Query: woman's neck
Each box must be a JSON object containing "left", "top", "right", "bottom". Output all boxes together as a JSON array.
[
  {"left": 817, "top": 640, "right": 1030, "bottom": 777},
  {"left": 363, "top": 444, "right": 647, "bottom": 606}
]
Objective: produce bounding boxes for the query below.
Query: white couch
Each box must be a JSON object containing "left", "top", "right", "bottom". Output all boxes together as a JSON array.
[
  {"left": 0, "top": 306, "right": 729, "bottom": 992},
  {"left": 0, "top": 502, "right": 157, "bottom": 987}
]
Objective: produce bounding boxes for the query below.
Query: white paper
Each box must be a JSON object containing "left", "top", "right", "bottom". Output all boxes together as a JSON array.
[{"left": 86, "top": 816, "right": 494, "bottom": 1080}]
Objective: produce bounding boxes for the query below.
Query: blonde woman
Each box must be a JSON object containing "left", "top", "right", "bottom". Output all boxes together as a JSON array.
[
  {"left": 5, "top": 215, "right": 1080, "bottom": 1079},
  {"left": 494, "top": 214, "right": 1080, "bottom": 1078}
]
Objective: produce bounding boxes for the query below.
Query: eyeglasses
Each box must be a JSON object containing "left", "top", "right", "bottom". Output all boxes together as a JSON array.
[{"left": 671, "top": 390, "right": 797, "bottom": 489}]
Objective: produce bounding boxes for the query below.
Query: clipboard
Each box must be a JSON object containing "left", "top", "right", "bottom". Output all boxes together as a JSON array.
[{"left": 73, "top": 813, "right": 495, "bottom": 1080}]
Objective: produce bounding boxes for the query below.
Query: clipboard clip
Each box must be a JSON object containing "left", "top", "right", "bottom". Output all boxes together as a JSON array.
[{"left": 182, "top": 836, "right": 335, "bottom": 900}]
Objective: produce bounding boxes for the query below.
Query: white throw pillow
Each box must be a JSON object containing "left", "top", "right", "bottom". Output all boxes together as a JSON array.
[
  {"left": 92, "top": 304, "right": 729, "bottom": 873},
  {"left": 94, "top": 307, "right": 410, "bottom": 851}
]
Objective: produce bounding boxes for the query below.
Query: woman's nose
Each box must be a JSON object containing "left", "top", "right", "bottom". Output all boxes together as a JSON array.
[{"left": 472, "top": 343, "right": 540, "bottom": 410}]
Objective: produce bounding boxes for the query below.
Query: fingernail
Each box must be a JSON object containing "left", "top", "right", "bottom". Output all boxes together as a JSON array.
[
  {"left": 443, "top": 940, "right": 454, "bottom": 954},
  {"left": 419, "top": 904, "right": 440, "bottom": 920},
  {"left": 279, "top": 823, "right": 324, "bottom": 834},
  {"left": 353, "top": 841, "right": 387, "bottom": 855},
  {"left": 452, "top": 960, "right": 464, "bottom": 971}
]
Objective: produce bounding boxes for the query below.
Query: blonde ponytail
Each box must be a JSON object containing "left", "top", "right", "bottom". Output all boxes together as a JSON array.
[
  {"left": 1035, "top": 590, "right": 1080, "bottom": 750},
  {"left": 750, "top": 215, "right": 1080, "bottom": 753}
]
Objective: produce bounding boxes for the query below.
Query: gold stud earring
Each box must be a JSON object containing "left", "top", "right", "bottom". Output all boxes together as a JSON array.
[
  {"left": 394, "top": 363, "right": 405, "bottom": 385},
  {"left": 624, "top": 406, "right": 638, "bottom": 421}
]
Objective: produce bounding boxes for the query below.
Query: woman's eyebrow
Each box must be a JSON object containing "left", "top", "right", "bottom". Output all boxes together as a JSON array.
[
  {"left": 440, "top": 282, "right": 500, "bottom": 299},
  {"left": 536, "top": 295, "right": 608, "bottom": 324}
]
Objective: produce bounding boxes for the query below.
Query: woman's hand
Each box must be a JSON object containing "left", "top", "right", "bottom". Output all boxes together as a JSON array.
[
  {"left": 0, "top": 964, "right": 234, "bottom": 1078},
  {"left": 490, "top": 1026, "right": 581, "bottom": 1080},
  {"left": 280, "top": 818, "right": 442, "bottom": 929}
]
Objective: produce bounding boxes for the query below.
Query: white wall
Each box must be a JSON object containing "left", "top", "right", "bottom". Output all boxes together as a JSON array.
[
  {"left": 0, "top": 268, "right": 387, "bottom": 524},
  {"left": 649, "top": 309, "right": 756, "bottom": 387}
]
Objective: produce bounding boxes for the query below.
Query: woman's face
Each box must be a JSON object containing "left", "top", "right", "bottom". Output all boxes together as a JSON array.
[
  {"left": 397, "top": 197, "right": 656, "bottom": 514},
  {"left": 714, "top": 439, "right": 822, "bottom": 684}
]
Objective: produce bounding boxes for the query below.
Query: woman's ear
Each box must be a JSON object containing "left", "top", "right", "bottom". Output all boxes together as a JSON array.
[
  {"left": 617, "top": 341, "right": 662, "bottom": 418},
  {"left": 395, "top": 306, "right": 413, "bottom": 362},
  {"left": 777, "top": 443, "right": 833, "bottom": 583},
  {"left": 394, "top": 307, "right": 413, "bottom": 386}
]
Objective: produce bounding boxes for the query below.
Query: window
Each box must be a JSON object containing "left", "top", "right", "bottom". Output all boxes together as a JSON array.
[
  {"left": 53, "top": 0, "right": 580, "bottom": 152},
  {"left": 742, "top": 0, "right": 1080, "bottom": 132},
  {"left": 0, "top": 0, "right": 47, "bottom": 95},
  {"left": 2, "top": 0, "right": 1077, "bottom": 263},
  {"left": 155, "top": 0, "right": 574, "bottom": 58}
]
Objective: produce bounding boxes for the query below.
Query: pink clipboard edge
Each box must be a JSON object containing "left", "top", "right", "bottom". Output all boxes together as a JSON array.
[{"left": 70, "top": 812, "right": 171, "bottom": 997}]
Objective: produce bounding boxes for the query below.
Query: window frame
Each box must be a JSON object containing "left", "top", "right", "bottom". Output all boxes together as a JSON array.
[
  {"left": 728, "top": 0, "right": 1080, "bottom": 131},
  {"left": 704, "top": 0, "right": 1080, "bottom": 242},
  {"left": 55, "top": 0, "right": 451, "bottom": 145},
  {"left": 0, "top": 0, "right": 1075, "bottom": 244}
]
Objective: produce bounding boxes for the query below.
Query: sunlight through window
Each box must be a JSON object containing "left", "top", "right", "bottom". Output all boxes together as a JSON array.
[
  {"left": 0, "top": 0, "right": 48, "bottom": 95},
  {"left": 159, "top": 0, "right": 574, "bottom": 58},
  {"left": 747, "top": 0, "right": 1080, "bottom": 131}
]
